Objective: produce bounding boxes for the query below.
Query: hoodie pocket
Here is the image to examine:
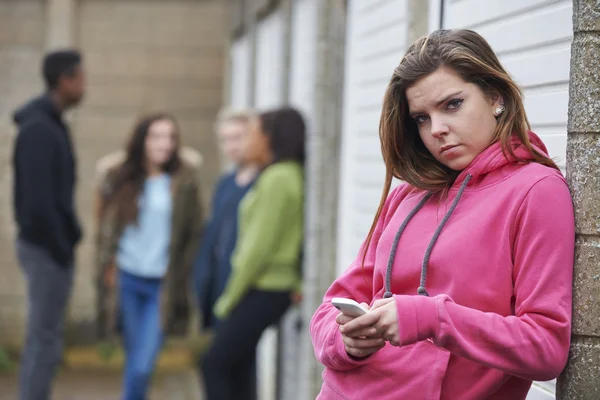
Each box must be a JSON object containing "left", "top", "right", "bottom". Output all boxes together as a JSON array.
[
  {"left": 424, "top": 340, "right": 452, "bottom": 400},
  {"left": 366, "top": 340, "right": 452, "bottom": 399}
]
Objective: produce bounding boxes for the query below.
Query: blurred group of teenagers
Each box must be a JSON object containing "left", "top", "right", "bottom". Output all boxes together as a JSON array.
[{"left": 13, "top": 48, "right": 306, "bottom": 400}]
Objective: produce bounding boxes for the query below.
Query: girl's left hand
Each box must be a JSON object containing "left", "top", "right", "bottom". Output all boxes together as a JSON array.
[
  {"left": 340, "top": 297, "right": 400, "bottom": 346},
  {"left": 291, "top": 291, "right": 303, "bottom": 305}
]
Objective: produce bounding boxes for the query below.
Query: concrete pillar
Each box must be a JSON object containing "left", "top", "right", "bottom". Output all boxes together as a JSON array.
[
  {"left": 408, "top": 0, "right": 430, "bottom": 42},
  {"left": 556, "top": 1, "right": 600, "bottom": 399},
  {"left": 275, "top": 0, "right": 296, "bottom": 397},
  {"left": 297, "top": 1, "right": 347, "bottom": 399},
  {"left": 245, "top": 0, "right": 258, "bottom": 106},
  {"left": 280, "top": 0, "right": 293, "bottom": 104},
  {"left": 45, "top": 0, "right": 76, "bottom": 50}
]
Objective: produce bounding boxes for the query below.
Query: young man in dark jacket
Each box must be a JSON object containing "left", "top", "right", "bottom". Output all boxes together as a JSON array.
[{"left": 12, "top": 49, "right": 86, "bottom": 400}]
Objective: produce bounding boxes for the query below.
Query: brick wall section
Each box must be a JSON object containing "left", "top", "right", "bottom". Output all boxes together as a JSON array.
[
  {"left": 0, "top": 0, "right": 46, "bottom": 348},
  {"left": 0, "top": 0, "right": 227, "bottom": 346}
]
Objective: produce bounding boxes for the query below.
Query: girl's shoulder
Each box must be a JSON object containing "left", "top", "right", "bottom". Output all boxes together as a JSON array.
[
  {"left": 384, "top": 181, "right": 424, "bottom": 210},
  {"left": 180, "top": 146, "right": 203, "bottom": 170},
  {"left": 516, "top": 161, "right": 567, "bottom": 188},
  {"left": 264, "top": 160, "right": 302, "bottom": 175},
  {"left": 175, "top": 147, "right": 204, "bottom": 187},
  {"left": 259, "top": 161, "right": 303, "bottom": 186},
  {"left": 95, "top": 150, "right": 125, "bottom": 197}
]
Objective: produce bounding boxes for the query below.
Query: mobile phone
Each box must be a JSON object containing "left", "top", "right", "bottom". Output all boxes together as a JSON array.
[{"left": 331, "top": 298, "right": 368, "bottom": 317}]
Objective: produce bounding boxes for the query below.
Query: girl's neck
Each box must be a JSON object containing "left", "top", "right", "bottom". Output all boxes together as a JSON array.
[
  {"left": 235, "top": 164, "right": 259, "bottom": 186},
  {"left": 256, "top": 150, "right": 274, "bottom": 169},
  {"left": 49, "top": 91, "right": 66, "bottom": 113},
  {"left": 146, "top": 163, "right": 163, "bottom": 177}
]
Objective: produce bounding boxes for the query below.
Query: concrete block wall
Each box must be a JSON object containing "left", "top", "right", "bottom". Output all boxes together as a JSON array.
[
  {"left": 558, "top": 1, "right": 600, "bottom": 397},
  {"left": 0, "top": 0, "right": 227, "bottom": 346},
  {"left": 70, "top": 1, "right": 226, "bottom": 336},
  {"left": 0, "top": 0, "right": 46, "bottom": 348}
]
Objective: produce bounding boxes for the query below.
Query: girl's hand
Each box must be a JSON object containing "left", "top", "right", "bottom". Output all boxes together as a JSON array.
[
  {"left": 336, "top": 303, "right": 386, "bottom": 359},
  {"left": 104, "top": 264, "right": 116, "bottom": 289},
  {"left": 370, "top": 298, "right": 400, "bottom": 346},
  {"left": 341, "top": 297, "right": 400, "bottom": 347},
  {"left": 291, "top": 291, "right": 303, "bottom": 305}
]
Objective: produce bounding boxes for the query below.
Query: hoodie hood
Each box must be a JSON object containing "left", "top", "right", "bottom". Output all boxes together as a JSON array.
[
  {"left": 382, "top": 130, "right": 553, "bottom": 298},
  {"left": 454, "top": 130, "right": 550, "bottom": 187},
  {"left": 13, "top": 94, "right": 62, "bottom": 127}
]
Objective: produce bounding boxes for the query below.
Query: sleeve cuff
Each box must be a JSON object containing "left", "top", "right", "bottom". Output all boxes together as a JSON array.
[
  {"left": 395, "top": 294, "right": 440, "bottom": 346},
  {"left": 213, "top": 297, "right": 230, "bottom": 319},
  {"left": 331, "top": 327, "right": 375, "bottom": 369}
]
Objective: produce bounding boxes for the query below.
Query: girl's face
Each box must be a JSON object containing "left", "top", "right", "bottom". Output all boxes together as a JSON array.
[
  {"left": 406, "top": 66, "right": 503, "bottom": 171},
  {"left": 219, "top": 120, "right": 248, "bottom": 164},
  {"left": 244, "top": 117, "right": 271, "bottom": 166},
  {"left": 145, "top": 118, "right": 177, "bottom": 169}
]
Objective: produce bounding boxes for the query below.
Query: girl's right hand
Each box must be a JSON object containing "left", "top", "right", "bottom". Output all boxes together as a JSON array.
[
  {"left": 104, "top": 264, "right": 116, "bottom": 289},
  {"left": 336, "top": 303, "right": 386, "bottom": 359}
]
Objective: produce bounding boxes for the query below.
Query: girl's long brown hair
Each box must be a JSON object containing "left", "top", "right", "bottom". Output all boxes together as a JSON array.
[
  {"left": 111, "top": 113, "right": 182, "bottom": 223},
  {"left": 363, "top": 29, "right": 558, "bottom": 264}
]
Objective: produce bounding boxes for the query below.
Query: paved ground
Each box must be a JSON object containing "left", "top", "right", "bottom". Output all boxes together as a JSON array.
[{"left": 0, "top": 370, "right": 203, "bottom": 400}]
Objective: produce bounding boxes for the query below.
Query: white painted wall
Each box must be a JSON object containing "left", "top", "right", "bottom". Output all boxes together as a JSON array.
[{"left": 336, "top": 0, "right": 409, "bottom": 275}]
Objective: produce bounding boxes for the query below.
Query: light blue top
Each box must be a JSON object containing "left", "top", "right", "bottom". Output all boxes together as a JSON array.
[{"left": 117, "top": 173, "right": 172, "bottom": 278}]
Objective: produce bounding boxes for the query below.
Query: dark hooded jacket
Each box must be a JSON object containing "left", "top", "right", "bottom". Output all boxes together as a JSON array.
[{"left": 12, "top": 94, "right": 82, "bottom": 266}]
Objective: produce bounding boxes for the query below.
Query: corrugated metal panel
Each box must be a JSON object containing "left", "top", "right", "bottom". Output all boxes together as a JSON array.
[
  {"left": 442, "top": 0, "right": 573, "bottom": 396},
  {"left": 336, "top": 0, "right": 409, "bottom": 275}
]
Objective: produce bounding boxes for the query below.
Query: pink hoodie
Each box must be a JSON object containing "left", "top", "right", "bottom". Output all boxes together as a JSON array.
[{"left": 311, "top": 132, "right": 575, "bottom": 400}]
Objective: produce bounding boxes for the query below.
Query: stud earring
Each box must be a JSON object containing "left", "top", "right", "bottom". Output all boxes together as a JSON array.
[{"left": 494, "top": 105, "right": 505, "bottom": 116}]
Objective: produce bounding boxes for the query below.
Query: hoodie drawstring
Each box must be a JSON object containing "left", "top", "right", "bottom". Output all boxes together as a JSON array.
[{"left": 383, "top": 174, "right": 472, "bottom": 299}]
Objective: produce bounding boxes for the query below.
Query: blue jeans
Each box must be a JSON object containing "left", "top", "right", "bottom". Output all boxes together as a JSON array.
[{"left": 119, "top": 270, "right": 163, "bottom": 400}]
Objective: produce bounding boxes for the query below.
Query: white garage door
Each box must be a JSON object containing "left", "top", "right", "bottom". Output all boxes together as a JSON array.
[
  {"left": 229, "top": 34, "right": 251, "bottom": 108},
  {"left": 336, "top": 0, "right": 409, "bottom": 275},
  {"left": 440, "top": 0, "right": 573, "bottom": 398},
  {"left": 289, "top": 0, "right": 318, "bottom": 120},
  {"left": 254, "top": 9, "right": 285, "bottom": 109},
  {"left": 441, "top": 0, "right": 572, "bottom": 174}
]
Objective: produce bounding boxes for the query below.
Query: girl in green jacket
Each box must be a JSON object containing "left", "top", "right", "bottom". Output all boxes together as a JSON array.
[{"left": 201, "top": 107, "right": 305, "bottom": 400}]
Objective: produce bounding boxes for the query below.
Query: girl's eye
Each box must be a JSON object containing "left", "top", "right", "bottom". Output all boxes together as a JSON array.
[
  {"left": 447, "top": 99, "right": 463, "bottom": 110},
  {"left": 414, "top": 115, "right": 429, "bottom": 125}
]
